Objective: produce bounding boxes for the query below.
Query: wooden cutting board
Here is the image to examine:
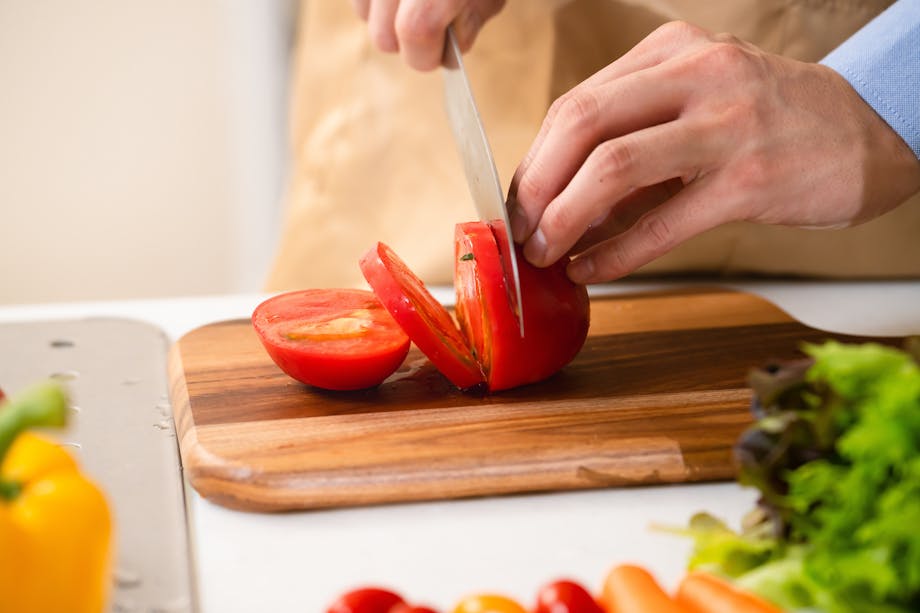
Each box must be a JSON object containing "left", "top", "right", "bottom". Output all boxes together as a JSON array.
[{"left": 167, "top": 287, "right": 893, "bottom": 512}]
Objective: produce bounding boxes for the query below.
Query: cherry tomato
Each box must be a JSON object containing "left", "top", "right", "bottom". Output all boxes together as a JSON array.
[
  {"left": 360, "top": 242, "right": 486, "bottom": 390},
  {"left": 534, "top": 579, "right": 606, "bottom": 613},
  {"left": 454, "top": 221, "right": 590, "bottom": 391},
  {"left": 327, "top": 587, "right": 406, "bottom": 613},
  {"left": 452, "top": 594, "right": 527, "bottom": 613},
  {"left": 360, "top": 221, "right": 590, "bottom": 392},
  {"left": 252, "top": 289, "right": 410, "bottom": 391},
  {"left": 391, "top": 605, "right": 440, "bottom": 613}
]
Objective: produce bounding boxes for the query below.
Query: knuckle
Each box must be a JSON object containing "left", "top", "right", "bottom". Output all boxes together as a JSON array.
[
  {"left": 542, "top": 200, "right": 575, "bottom": 237},
  {"left": 369, "top": 25, "right": 398, "bottom": 52},
  {"left": 592, "top": 139, "right": 637, "bottom": 179},
  {"left": 705, "top": 41, "right": 748, "bottom": 70},
  {"left": 701, "top": 41, "right": 764, "bottom": 82},
  {"left": 595, "top": 243, "right": 634, "bottom": 279},
  {"left": 546, "top": 94, "right": 570, "bottom": 123},
  {"left": 635, "top": 212, "right": 675, "bottom": 249},
  {"left": 371, "top": 30, "right": 399, "bottom": 53},
  {"left": 653, "top": 20, "right": 703, "bottom": 43},
  {"left": 560, "top": 91, "right": 600, "bottom": 132},
  {"left": 516, "top": 170, "right": 551, "bottom": 209},
  {"left": 710, "top": 31, "right": 742, "bottom": 46},
  {"left": 394, "top": 8, "right": 441, "bottom": 45},
  {"left": 556, "top": 91, "right": 600, "bottom": 135}
]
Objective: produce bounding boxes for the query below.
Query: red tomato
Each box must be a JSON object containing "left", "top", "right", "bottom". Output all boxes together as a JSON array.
[
  {"left": 534, "top": 580, "right": 606, "bottom": 613},
  {"left": 360, "top": 221, "right": 589, "bottom": 392},
  {"left": 360, "top": 242, "right": 486, "bottom": 390},
  {"left": 252, "top": 289, "right": 410, "bottom": 391},
  {"left": 391, "top": 605, "right": 440, "bottom": 613},
  {"left": 327, "top": 587, "right": 406, "bottom": 613},
  {"left": 454, "top": 222, "right": 590, "bottom": 391},
  {"left": 452, "top": 594, "right": 527, "bottom": 613}
]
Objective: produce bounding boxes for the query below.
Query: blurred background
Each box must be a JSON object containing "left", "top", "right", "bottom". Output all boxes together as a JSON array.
[{"left": 0, "top": 0, "right": 297, "bottom": 305}]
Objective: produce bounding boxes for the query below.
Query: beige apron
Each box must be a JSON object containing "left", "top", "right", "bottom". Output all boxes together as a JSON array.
[{"left": 267, "top": 0, "right": 918, "bottom": 291}]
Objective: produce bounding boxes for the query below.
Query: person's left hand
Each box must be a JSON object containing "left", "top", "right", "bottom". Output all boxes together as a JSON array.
[{"left": 508, "top": 21, "right": 920, "bottom": 284}]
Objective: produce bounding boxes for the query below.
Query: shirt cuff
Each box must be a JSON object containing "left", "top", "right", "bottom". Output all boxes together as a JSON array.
[{"left": 821, "top": 0, "right": 920, "bottom": 159}]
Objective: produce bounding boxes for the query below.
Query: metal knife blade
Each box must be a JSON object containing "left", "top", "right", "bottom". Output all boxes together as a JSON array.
[{"left": 442, "top": 26, "right": 525, "bottom": 336}]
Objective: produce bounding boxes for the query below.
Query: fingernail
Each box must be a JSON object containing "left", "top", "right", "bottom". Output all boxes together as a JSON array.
[
  {"left": 567, "top": 257, "right": 594, "bottom": 284},
  {"left": 524, "top": 227, "right": 547, "bottom": 266},
  {"left": 510, "top": 205, "right": 529, "bottom": 243}
]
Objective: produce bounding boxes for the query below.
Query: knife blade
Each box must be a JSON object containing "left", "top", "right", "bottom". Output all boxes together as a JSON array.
[{"left": 442, "top": 25, "right": 525, "bottom": 336}]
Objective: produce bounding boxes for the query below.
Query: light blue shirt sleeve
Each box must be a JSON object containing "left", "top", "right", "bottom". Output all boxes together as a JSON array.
[{"left": 821, "top": 0, "right": 920, "bottom": 159}]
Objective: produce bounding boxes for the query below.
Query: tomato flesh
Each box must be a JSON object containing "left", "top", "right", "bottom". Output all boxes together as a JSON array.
[
  {"left": 252, "top": 289, "right": 410, "bottom": 391},
  {"left": 360, "top": 242, "right": 486, "bottom": 390}
]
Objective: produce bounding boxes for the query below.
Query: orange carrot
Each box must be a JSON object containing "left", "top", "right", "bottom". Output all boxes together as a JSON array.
[
  {"left": 675, "top": 571, "right": 784, "bottom": 613},
  {"left": 600, "top": 564, "right": 688, "bottom": 613}
]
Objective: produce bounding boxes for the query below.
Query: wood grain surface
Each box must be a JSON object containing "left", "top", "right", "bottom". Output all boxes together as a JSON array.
[{"left": 168, "top": 287, "right": 894, "bottom": 512}]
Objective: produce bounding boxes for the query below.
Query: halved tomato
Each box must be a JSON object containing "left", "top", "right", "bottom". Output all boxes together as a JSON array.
[
  {"left": 252, "top": 289, "right": 410, "bottom": 391},
  {"left": 360, "top": 221, "right": 590, "bottom": 392}
]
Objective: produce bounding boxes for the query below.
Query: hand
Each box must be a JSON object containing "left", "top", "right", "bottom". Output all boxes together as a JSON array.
[
  {"left": 508, "top": 21, "right": 920, "bottom": 284},
  {"left": 351, "top": 0, "right": 505, "bottom": 71}
]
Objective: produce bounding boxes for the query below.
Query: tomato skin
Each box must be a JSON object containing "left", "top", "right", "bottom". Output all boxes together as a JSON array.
[
  {"left": 452, "top": 594, "right": 527, "bottom": 613},
  {"left": 252, "top": 289, "right": 410, "bottom": 391},
  {"left": 361, "top": 221, "right": 590, "bottom": 393},
  {"left": 360, "top": 242, "right": 486, "bottom": 390},
  {"left": 455, "top": 222, "right": 590, "bottom": 392},
  {"left": 391, "top": 605, "right": 440, "bottom": 613},
  {"left": 534, "top": 580, "right": 606, "bottom": 613},
  {"left": 326, "top": 587, "right": 406, "bottom": 613}
]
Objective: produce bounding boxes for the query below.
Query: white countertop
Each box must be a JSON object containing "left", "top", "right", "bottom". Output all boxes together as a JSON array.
[{"left": 2, "top": 280, "right": 918, "bottom": 612}]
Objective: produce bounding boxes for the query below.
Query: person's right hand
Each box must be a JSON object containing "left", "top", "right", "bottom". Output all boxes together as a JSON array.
[{"left": 351, "top": 0, "right": 506, "bottom": 70}]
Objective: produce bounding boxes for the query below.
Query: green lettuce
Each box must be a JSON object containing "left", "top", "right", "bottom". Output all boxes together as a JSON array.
[{"left": 681, "top": 340, "right": 920, "bottom": 613}]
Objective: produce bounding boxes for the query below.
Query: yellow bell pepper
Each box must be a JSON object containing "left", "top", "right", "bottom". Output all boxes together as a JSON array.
[{"left": 0, "top": 382, "right": 113, "bottom": 613}]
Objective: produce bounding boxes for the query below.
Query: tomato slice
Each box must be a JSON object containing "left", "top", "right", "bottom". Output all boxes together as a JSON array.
[
  {"left": 252, "top": 289, "right": 410, "bottom": 391},
  {"left": 360, "top": 242, "right": 486, "bottom": 390}
]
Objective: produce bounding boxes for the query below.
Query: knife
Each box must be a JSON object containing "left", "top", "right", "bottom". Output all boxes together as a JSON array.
[{"left": 442, "top": 25, "right": 525, "bottom": 336}]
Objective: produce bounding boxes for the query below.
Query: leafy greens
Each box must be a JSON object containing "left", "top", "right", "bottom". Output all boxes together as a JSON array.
[{"left": 682, "top": 340, "right": 920, "bottom": 613}]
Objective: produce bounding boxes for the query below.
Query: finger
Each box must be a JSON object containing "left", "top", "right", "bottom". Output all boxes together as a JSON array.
[
  {"left": 453, "top": 0, "right": 505, "bottom": 53},
  {"left": 568, "top": 180, "right": 683, "bottom": 254},
  {"left": 523, "top": 118, "right": 719, "bottom": 268},
  {"left": 512, "top": 63, "right": 691, "bottom": 247},
  {"left": 566, "top": 176, "right": 731, "bottom": 283},
  {"left": 395, "top": 0, "right": 461, "bottom": 71},
  {"left": 509, "top": 21, "right": 711, "bottom": 236},
  {"left": 352, "top": 0, "right": 371, "bottom": 21},
  {"left": 368, "top": 0, "right": 400, "bottom": 53}
]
